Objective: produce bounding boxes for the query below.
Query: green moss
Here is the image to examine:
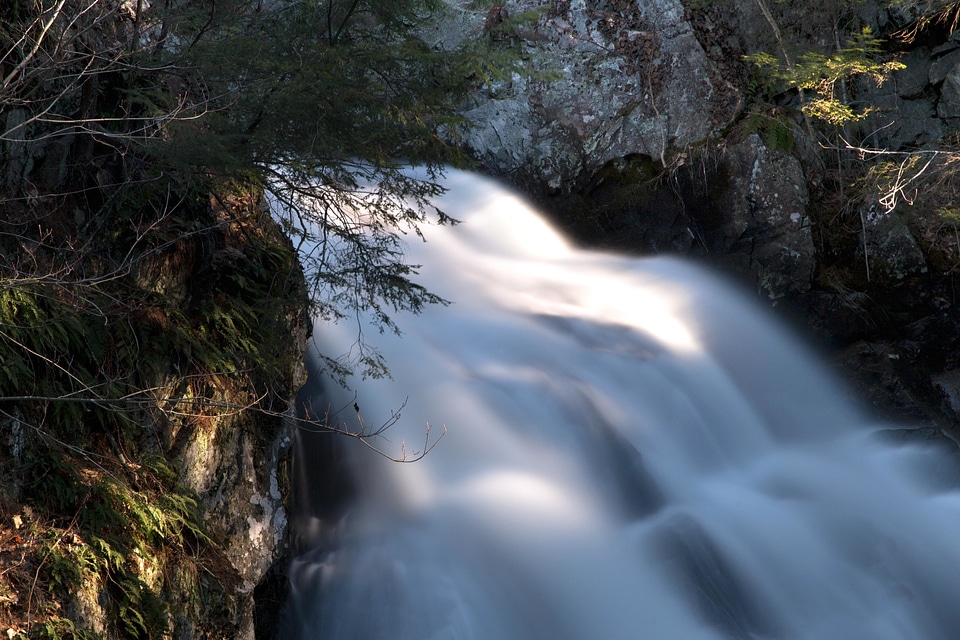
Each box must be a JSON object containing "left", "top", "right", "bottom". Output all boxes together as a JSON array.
[
  {"left": 22, "top": 617, "right": 99, "bottom": 640},
  {"left": 0, "top": 176, "right": 307, "bottom": 637}
]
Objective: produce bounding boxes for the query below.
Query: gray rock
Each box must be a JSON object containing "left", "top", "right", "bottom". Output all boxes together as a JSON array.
[
  {"left": 834, "top": 340, "right": 937, "bottom": 425},
  {"left": 929, "top": 47, "right": 960, "bottom": 84},
  {"left": 856, "top": 199, "right": 928, "bottom": 284},
  {"left": 862, "top": 92, "right": 942, "bottom": 150},
  {"left": 938, "top": 62, "right": 960, "bottom": 117},
  {"left": 933, "top": 369, "right": 960, "bottom": 415},
  {"left": 436, "top": 0, "right": 740, "bottom": 189},
  {"left": 898, "top": 98, "right": 944, "bottom": 144},
  {"left": 893, "top": 48, "right": 932, "bottom": 98},
  {"left": 931, "top": 40, "right": 960, "bottom": 57},
  {"left": 714, "top": 134, "right": 816, "bottom": 300},
  {"left": 3, "top": 109, "right": 33, "bottom": 187}
]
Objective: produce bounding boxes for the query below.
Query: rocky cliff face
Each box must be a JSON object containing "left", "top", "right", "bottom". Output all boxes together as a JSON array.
[
  {"left": 441, "top": 0, "right": 960, "bottom": 435},
  {"left": 433, "top": 0, "right": 743, "bottom": 191},
  {"left": 0, "top": 184, "right": 308, "bottom": 639},
  {"left": 150, "top": 195, "right": 309, "bottom": 640},
  {"left": 0, "top": 2, "right": 315, "bottom": 635}
]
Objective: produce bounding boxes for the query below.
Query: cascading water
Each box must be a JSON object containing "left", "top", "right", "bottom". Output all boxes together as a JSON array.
[{"left": 283, "top": 169, "right": 960, "bottom": 640}]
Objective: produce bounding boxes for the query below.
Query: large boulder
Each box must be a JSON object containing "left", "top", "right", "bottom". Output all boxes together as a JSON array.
[
  {"left": 432, "top": 0, "right": 742, "bottom": 191},
  {"left": 855, "top": 199, "right": 928, "bottom": 285},
  {"left": 711, "top": 134, "right": 817, "bottom": 300}
]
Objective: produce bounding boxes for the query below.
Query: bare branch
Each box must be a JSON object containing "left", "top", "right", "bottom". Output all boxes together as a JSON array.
[
  {"left": 840, "top": 138, "right": 949, "bottom": 214},
  {"left": 293, "top": 394, "right": 446, "bottom": 462},
  {"left": 1, "top": 0, "right": 70, "bottom": 91}
]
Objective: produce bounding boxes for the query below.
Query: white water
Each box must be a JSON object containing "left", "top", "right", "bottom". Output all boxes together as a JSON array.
[{"left": 285, "top": 169, "right": 960, "bottom": 640}]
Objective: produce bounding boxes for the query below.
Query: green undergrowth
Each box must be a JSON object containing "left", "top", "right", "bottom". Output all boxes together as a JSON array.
[{"left": 0, "top": 175, "right": 307, "bottom": 638}]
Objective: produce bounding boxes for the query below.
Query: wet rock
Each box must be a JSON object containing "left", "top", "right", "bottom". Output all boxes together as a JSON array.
[
  {"left": 897, "top": 99, "right": 944, "bottom": 146},
  {"left": 933, "top": 369, "right": 960, "bottom": 415},
  {"left": 559, "top": 135, "right": 815, "bottom": 300},
  {"left": 795, "top": 290, "right": 877, "bottom": 347},
  {"left": 832, "top": 340, "right": 936, "bottom": 425}
]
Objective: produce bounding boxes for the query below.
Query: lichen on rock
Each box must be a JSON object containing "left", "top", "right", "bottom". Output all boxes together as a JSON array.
[{"left": 433, "top": 0, "right": 741, "bottom": 190}]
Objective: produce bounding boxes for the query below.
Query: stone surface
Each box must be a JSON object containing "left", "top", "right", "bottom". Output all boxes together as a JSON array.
[
  {"left": 938, "top": 62, "right": 960, "bottom": 117},
  {"left": 148, "top": 209, "right": 308, "bottom": 639},
  {"left": 713, "top": 135, "right": 816, "bottom": 300},
  {"left": 933, "top": 368, "right": 960, "bottom": 415},
  {"left": 898, "top": 98, "right": 944, "bottom": 146},
  {"left": 893, "top": 48, "right": 933, "bottom": 98},
  {"left": 437, "top": 0, "right": 960, "bottom": 469},
  {"left": 433, "top": 0, "right": 741, "bottom": 190},
  {"left": 929, "top": 46, "right": 960, "bottom": 84},
  {"left": 857, "top": 200, "right": 928, "bottom": 284},
  {"left": 832, "top": 340, "right": 938, "bottom": 425}
]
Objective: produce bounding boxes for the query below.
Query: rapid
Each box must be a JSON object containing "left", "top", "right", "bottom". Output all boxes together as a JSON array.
[{"left": 283, "top": 169, "right": 960, "bottom": 640}]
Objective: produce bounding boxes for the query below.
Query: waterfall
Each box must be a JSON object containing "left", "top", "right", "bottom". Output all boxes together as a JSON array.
[{"left": 283, "top": 169, "right": 960, "bottom": 640}]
